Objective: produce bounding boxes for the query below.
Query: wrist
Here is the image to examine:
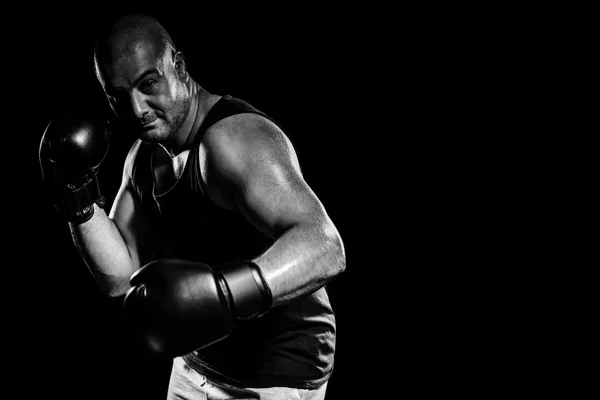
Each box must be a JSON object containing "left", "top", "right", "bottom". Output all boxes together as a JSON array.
[
  {"left": 58, "top": 171, "right": 105, "bottom": 223},
  {"left": 217, "top": 259, "right": 273, "bottom": 320}
]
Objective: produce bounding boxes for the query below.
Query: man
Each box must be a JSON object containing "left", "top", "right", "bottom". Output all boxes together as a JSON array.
[{"left": 39, "top": 13, "right": 345, "bottom": 400}]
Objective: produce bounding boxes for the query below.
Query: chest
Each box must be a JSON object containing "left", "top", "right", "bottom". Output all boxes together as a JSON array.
[
  {"left": 152, "top": 147, "right": 190, "bottom": 195},
  {"left": 150, "top": 142, "right": 235, "bottom": 211}
]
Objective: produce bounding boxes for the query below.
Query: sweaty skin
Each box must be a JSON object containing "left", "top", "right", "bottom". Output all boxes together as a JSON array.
[{"left": 71, "top": 17, "right": 346, "bottom": 307}]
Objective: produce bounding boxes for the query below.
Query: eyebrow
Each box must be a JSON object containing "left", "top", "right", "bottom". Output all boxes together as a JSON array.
[
  {"left": 132, "top": 68, "right": 159, "bottom": 88},
  {"left": 107, "top": 68, "right": 159, "bottom": 96}
]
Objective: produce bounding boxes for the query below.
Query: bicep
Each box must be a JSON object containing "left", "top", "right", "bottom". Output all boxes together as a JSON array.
[
  {"left": 109, "top": 171, "right": 154, "bottom": 266},
  {"left": 215, "top": 119, "right": 324, "bottom": 238},
  {"left": 238, "top": 158, "right": 322, "bottom": 238}
]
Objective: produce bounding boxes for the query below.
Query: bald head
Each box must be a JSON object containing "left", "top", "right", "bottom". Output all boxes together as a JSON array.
[{"left": 94, "top": 14, "right": 175, "bottom": 86}]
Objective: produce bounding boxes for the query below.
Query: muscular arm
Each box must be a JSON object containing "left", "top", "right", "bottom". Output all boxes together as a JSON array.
[
  {"left": 200, "top": 114, "right": 346, "bottom": 306},
  {"left": 70, "top": 141, "right": 153, "bottom": 297}
]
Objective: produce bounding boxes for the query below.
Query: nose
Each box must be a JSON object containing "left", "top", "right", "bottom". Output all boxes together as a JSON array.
[{"left": 131, "top": 91, "right": 149, "bottom": 120}]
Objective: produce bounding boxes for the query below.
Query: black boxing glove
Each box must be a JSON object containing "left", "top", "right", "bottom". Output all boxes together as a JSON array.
[
  {"left": 39, "top": 111, "right": 111, "bottom": 223},
  {"left": 122, "top": 259, "right": 272, "bottom": 359}
]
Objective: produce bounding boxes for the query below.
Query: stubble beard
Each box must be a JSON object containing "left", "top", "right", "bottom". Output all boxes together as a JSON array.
[{"left": 141, "top": 95, "right": 191, "bottom": 146}]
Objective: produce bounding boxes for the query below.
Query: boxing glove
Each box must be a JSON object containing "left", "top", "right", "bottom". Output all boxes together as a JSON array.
[
  {"left": 39, "top": 111, "right": 111, "bottom": 223},
  {"left": 123, "top": 259, "right": 272, "bottom": 359}
]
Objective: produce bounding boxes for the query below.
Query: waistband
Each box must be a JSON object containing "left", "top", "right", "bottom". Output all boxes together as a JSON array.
[{"left": 182, "top": 352, "right": 332, "bottom": 390}]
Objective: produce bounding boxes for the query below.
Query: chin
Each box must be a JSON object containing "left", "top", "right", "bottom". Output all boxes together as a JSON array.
[{"left": 140, "top": 126, "right": 167, "bottom": 143}]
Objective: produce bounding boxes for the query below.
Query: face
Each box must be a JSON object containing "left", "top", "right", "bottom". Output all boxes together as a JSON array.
[{"left": 99, "top": 41, "right": 190, "bottom": 144}]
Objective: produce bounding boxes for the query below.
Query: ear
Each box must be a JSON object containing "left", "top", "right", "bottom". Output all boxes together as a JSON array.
[{"left": 173, "top": 50, "right": 188, "bottom": 82}]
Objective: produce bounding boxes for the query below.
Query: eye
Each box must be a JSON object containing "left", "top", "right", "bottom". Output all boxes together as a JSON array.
[{"left": 141, "top": 80, "right": 157, "bottom": 92}]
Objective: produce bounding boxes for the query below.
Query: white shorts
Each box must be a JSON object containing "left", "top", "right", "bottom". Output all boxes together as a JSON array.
[{"left": 166, "top": 356, "right": 329, "bottom": 400}]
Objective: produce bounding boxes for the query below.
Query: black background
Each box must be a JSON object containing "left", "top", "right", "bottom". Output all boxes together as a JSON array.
[
  {"left": 12, "top": 9, "right": 397, "bottom": 400},
  {"left": 8, "top": 6, "right": 526, "bottom": 399}
]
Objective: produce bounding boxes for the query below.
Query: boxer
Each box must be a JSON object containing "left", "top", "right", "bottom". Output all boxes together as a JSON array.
[{"left": 40, "top": 13, "right": 345, "bottom": 400}]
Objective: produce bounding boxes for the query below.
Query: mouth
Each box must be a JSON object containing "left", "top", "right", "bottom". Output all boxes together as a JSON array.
[{"left": 141, "top": 118, "right": 158, "bottom": 130}]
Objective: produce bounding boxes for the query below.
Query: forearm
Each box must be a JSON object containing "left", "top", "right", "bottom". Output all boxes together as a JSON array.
[
  {"left": 254, "top": 216, "right": 346, "bottom": 306},
  {"left": 69, "top": 204, "right": 139, "bottom": 297}
]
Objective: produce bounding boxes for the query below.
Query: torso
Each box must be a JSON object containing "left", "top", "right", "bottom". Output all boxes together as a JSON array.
[{"left": 129, "top": 93, "right": 337, "bottom": 387}]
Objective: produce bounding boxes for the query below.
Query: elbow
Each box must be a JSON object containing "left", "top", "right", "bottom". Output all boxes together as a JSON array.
[
  {"left": 106, "top": 286, "right": 130, "bottom": 298},
  {"left": 332, "top": 235, "right": 346, "bottom": 278},
  {"left": 324, "top": 221, "right": 346, "bottom": 279},
  {"left": 96, "top": 275, "right": 132, "bottom": 298},
  {"left": 108, "top": 279, "right": 132, "bottom": 298}
]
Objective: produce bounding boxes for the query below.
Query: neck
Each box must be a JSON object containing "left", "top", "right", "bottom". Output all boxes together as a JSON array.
[{"left": 167, "top": 79, "right": 215, "bottom": 158}]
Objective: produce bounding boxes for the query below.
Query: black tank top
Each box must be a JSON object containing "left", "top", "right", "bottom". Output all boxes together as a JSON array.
[{"left": 129, "top": 95, "right": 336, "bottom": 389}]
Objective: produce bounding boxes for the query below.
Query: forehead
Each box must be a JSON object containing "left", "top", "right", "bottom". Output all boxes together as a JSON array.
[{"left": 101, "top": 40, "right": 166, "bottom": 89}]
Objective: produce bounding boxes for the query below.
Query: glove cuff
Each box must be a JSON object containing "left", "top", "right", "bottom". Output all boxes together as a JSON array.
[
  {"left": 218, "top": 259, "right": 272, "bottom": 320},
  {"left": 58, "top": 171, "right": 105, "bottom": 224}
]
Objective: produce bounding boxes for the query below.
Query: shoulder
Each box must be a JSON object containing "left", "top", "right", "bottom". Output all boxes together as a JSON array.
[
  {"left": 201, "top": 113, "right": 296, "bottom": 171},
  {"left": 196, "top": 112, "right": 302, "bottom": 202},
  {"left": 207, "top": 112, "right": 285, "bottom": 142}
]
